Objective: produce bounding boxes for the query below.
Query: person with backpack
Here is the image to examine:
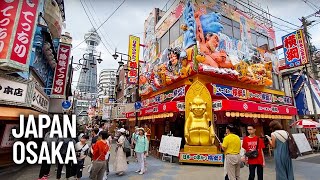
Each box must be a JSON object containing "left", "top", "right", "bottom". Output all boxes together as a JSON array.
[
  {"left": 56, "top": 136, "right": 76, "bottom": 180},
  {"left": 267, "top": 120, "right": 294, "bottom": 180},
  {"left": 242, "top": 125, "right": 265, "bottom": 180},
  {"left": 113, "top": 128, "right": 128, "bottom": 176},
  {"left": 72, "top": 135, "right": 89, "bottom": 180},
  {"left": 134, "top": 128, "right": 149, "bottom": 175}
]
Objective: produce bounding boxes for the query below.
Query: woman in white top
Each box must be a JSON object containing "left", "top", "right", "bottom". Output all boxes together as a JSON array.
[{"left": 73, "top": 135, "right": 90, "bottom": 180}]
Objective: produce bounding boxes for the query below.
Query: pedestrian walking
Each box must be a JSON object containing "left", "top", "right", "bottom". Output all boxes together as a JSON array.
[
  {"left": 242, "top": 125, "right": 265, "bottom": 180},
  {"left": 131, "top": 126, "right": 139, "bottom": 158},
  {"left": 90, "top": 131, "right": 109, "bottom": 180},
  {"left": 134, "top": 128, "right": 149, "bottom": 175},
  {"left": 113, "top": 128, "right": 128, "bottom": 176},
  {"left": 38, "top": 131, "right": 58, "bottom": 180},
  {"left": 105, "top": 133, "right": 112, "bottom": 176},
  {"left": 56, "top": 136, "right": 76, "bottom": 180},
  {"left": 220, "top": 124, "right": 241, "bottom": 180},
  {"left": 267, "top": 120, "right": 294, "bottom": 180},
  {"left": 72, "top": 135, "right": 89, "bottom": 180}
]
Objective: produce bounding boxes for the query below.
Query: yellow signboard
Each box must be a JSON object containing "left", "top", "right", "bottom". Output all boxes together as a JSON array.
[{"left": 127, "top": 35, "right": 140, "bottom": 84}]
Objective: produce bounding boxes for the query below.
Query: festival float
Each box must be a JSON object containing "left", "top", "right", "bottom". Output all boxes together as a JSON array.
[{"left": 126, "top": 0, "right": 297, "bottom": 165}]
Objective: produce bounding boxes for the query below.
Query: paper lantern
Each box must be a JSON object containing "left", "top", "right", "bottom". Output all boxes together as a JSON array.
[
  {"left": 240, "top": 113, "right": 245, "bottom": 117},
  {"left": 170, "top": 113, "right": 174, "bottom": 117},
  {"left": 257, "top": 114, "right": 261, "bottom": 118},
  {"left": 231, "top": 112, "right": 235, "bottom": 117},
  {"left": 245, "top": 113, "right": 249, "bottom": 117},
  {"left": 235, "top": 112, "right": 240, "bottom": 117},
  {"left": 253, "top": 114, "right": 258, "bottom": 118},
  {"left": 226, "top": 112, "right": 231, "bottom": 117},
  {"left": 249, "top": 113, "right": 253, "bottom": 118}
]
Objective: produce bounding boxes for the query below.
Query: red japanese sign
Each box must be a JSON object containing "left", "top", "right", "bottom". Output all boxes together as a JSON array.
[
  {"left": 0, "top": 0, "right": 19, "bottom": 59},
  {"left": 9, "top": 0, "right": 39, "bottom": 64},
  {"left": 213, "top": 99, "right": 297, "bottom": 115},
  {"left": 126, "top": 101, "right": 184, "bottom": 118},
  {"left": 207, "top": 83, "right": 293, "bottom": 105},
  {"left": 282, "top": 29, "right": 308, "bottom": 69},
  {"left": 142, "top": 86, "right": 187, "bottom": 107},
  {"left": 51, "top": 43, "right": 71, "bottom": 97}
]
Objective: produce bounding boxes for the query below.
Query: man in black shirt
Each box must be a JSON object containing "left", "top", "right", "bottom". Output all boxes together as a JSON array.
[{"left": 91, "top": 128, "right": 100, "bottom": 146}]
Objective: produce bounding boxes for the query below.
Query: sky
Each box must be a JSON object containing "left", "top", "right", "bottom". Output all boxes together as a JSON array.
[{"left": 63, "top": 0, "right": 320, "bottom": 89}]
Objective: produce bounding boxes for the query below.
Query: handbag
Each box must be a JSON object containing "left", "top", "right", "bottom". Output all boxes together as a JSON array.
[
  {"left": 245, "top": 137, "right": 259, "bottom": 159},
  {"left": 276, "top": 131, "right": 299, "bottom": 159}
]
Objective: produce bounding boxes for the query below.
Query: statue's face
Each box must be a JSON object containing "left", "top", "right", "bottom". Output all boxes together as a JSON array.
[{"left": 190, "top": 98, "right": 207, "bottom": 116}]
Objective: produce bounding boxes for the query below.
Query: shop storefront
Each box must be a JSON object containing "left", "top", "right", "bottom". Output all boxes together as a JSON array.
[
  {"left": 126, "top": 74, "right": 297, "bottom": 163},
  {"left": 0, "top": 75, "right": 49, "bottom": 167}
]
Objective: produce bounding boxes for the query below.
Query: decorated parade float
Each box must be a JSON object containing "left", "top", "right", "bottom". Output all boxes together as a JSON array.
[{"left": 126, "top": 0, "right": 297, "bottom": 164}]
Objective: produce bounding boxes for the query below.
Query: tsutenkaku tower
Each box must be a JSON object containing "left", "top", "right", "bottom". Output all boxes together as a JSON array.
[{"left": 76, "top": 28, "right": 101, "bottom": 94}]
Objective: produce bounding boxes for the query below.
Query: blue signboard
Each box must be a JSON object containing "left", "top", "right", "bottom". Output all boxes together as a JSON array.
[
  {"left": 134, "top": 101, "right": 142, "bottom": 110},
  {"left": 62, "top": 100, "right": 72, "bottom": 110}
]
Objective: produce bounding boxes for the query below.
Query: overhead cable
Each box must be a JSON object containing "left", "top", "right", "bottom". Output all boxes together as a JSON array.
[{"left": 72, "top": 0, "right": 126, "bottom": 50}]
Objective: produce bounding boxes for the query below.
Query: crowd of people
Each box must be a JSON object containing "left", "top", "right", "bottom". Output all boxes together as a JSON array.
[
  {"left": 37, "top": 119, "right": 296, "bottom": 180},
  {"left": 37, "top": 122, "right": 149, "bottom": 180},
  {"left": 221, "top": 120, "right": 295, "bottom": 180}
]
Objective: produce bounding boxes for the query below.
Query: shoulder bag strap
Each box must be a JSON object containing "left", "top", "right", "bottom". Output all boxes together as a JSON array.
[
  {"left": 276, "top": 131, "right": 288, "bottom": 141},
  {"left": 255, "top": 136, "right": 259, "bottom": 150}
]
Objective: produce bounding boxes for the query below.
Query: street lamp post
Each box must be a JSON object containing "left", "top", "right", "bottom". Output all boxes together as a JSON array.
[
  {"left": 112, "top": 50, "right": 140, "bottom": 127},
  {"left": 72, "top": 51, "right": 103, "bottom": 73}
]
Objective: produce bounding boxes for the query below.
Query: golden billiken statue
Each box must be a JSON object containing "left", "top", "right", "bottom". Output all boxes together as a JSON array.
[{"left": 184, "top": 95, "right": 215, "bottom": 146}]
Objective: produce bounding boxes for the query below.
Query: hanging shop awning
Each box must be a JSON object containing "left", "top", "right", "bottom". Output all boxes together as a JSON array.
[
  {"left": 127, "top": 112, "right": 175, "bottom": 121},
  {"left": 125, "top": 101, "right": 185, "bottom": 119},
  {"left": 0, "top": 106, "right": 42, "bottom": 120},
  {"left": 213, "top": 99, "right": 297, "bottom": 115}
]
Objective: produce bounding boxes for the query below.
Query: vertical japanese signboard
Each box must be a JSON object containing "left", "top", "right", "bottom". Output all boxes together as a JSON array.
[
  {"left": 127, "top": 35, "right": 140, "bottom": 84},
  {"left": 0, "top": 0, "right": 39, "bottom": 72},
  {"left": 282, "top": 29, "right": 308, "bottom": 69},
  {"left": 51, "top": 43, "right": 71, "bottom": 98}
]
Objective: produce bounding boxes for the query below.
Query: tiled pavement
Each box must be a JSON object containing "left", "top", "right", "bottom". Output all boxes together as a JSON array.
[{"left": 2, "top": 151, "right": 320, "bottom": 180}]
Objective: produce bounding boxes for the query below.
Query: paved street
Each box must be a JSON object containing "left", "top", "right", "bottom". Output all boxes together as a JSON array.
[{"left": 1, "top": 152, "right": 320, "bottom": 180}]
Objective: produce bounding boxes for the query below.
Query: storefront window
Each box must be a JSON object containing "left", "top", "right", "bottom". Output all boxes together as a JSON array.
[
  {"left": 233, "top": 21, "right": 241, "bottom": 40},
  {"left": 179, "top": 18, "right": 184, "bottom": 36},
  {"left": 268, "top": 37, "right": 275, "bottom": 50},
  {"left": 250, "top": 29, "right": 258, "bottom": 47},
  {"left": 160, "top": 31, "right": 169, "bottom": 53},
  {"left": 221, "top": 16, "right": 233, "bottom": 37},
  {"left": 272, "top": 72, "right": 280, "bottom": 90},
  {"left": 170, "top": 20, "right": 180, "bottom": 44},
  {"left": 257, "top": 33, "right": 268, "bottom": 47}
]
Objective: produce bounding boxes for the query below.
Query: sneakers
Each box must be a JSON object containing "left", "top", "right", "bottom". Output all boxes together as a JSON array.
[
  {"left": 139, "top": 171, "right": 144, "bottom": 175},
  {"left": 135, "top": 170, "right": 140, "bottom": 173}
]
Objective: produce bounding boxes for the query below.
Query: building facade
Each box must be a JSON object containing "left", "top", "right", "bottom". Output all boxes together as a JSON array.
[
  {"left": 0, "top": 0, "right": 70, "bottom": 167},
  {"left": 123, "top": 0, "right": 297, "bottom": 164},
  {"left": 98, "top": 69, "right": 117, "bottom": 98}
]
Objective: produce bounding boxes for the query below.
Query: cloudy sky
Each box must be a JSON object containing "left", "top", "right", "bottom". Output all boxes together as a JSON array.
[{"left": 63, "top": 0, "right": 320, "bottom": 89}]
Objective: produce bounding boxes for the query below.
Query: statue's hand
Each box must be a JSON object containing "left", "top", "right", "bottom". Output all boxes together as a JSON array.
[{"left": 185, "top": 134, "right": 189, "bottom": 144}]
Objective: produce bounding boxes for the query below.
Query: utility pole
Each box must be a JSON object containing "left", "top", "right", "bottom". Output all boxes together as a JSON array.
[{"left": 301, "top": 16, "right": 318, "bottom": 121}]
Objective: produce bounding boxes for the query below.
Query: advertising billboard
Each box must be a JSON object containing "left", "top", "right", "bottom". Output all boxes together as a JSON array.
[
  {"left": 282, "top": 29, "right": 308, "bottom": 68},
  {"left": 127, "top": 35, "right": 140, "bottom": 84}
]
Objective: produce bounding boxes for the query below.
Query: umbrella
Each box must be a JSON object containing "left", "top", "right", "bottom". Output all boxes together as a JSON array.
[{"left": 290, "top": 119, "right": 320, "bottom": 128}]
